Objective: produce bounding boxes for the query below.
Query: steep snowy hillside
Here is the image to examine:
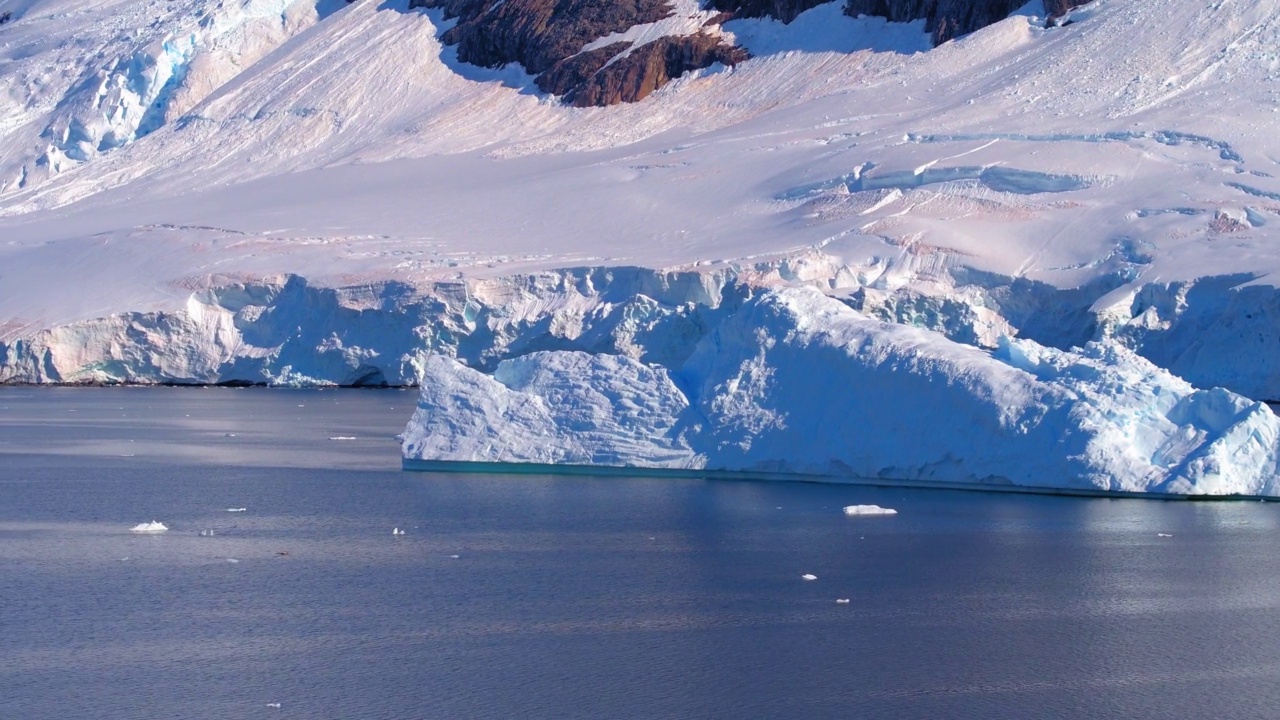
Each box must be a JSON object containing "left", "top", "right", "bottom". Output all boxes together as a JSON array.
[{"left": 2, "top": 0, "right": 1280, "bottom": 492}]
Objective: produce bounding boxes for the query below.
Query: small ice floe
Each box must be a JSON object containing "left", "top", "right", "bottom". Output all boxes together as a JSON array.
[
  {"left": 843, "top": 505, "right": 898, "bottom": 516},
  {"left": 226, "top": 508, "right": 247, "bottom": 512},
  {"left": 329, "top": 436, "right": 357, "bottom": 441},
  {"left": 199, "top": 529, "right": 215, "bottom": 537},
  {"left": 266, "top": 702, "right": 281, "bottom": 708},
  {"left": 801, "top": 574, "right": 818, "bottom": 581},
  {"left": 130, "top": 521, "right": 168, "bottom": 534},
  {"left": 835, "top": 598, "right": 851, "bottom": 604},
  {"left": 449, "top": 554, "right": 460, "bottom": 559},
  {"left": 226, "top": 558, "right": 239, "bottom": 563},
  {"left": 225, "top": 433, "right": 237, "bottom": 437},
  {"left": 392, "top": 527, "right": 406, "bottom": 536},
  {"left": 1157, "top": 533, "right": 1173, "bottom": 538}
]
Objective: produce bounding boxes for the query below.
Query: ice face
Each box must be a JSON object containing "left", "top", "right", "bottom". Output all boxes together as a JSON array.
[{"left": 402, "top": 288, "right": 1280, "bottom": 496}]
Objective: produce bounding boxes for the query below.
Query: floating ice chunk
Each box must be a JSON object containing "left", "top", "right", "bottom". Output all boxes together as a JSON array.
[
  {"left": 449, "top": 554, "right": 460, "bottom": 559},
  {"left": 130, "top": 521, "right": 168, "bottom": 533},
  {"left": 1157, "top": 533, "right": 1173, "bottom": 537},
  {"left": 801, "top": 574, "right": 818, "bottom": 581},
  {"left": 843, "top": 505, "right": 898, "bottom": 516},
  {"left": 226, "top": 558, "right": 239, "bottom": 563},
  {"left": 266, "top": 702, "right": 281, "bottom": 708},
  {"left": 199, "top": 529, "right": 215, "bottom": 536},
  {"left": 226, "top": 508, "right": 246, "bottom": 512},
  {"left": 835, "top": 598, "right": 851, "bottom": 604},
  {"left": 329, "top": 436, "right": 357, "bottom": 441},
  {"left": 392, "top": 527, "right": 406, "bottom": 536}
]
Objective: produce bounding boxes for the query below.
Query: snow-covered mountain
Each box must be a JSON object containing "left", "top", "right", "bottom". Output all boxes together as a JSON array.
[{"left": 3, "top": 0, "right": 1280, "bottom": 493}]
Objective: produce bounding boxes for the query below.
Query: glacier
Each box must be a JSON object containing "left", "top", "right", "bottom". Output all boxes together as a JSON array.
[
  {"left": 402, "top": 288, "right": 1280, "bottom": 497},
  {"left": 4, "top": 0, "right": 1280, "bottom": 496}
]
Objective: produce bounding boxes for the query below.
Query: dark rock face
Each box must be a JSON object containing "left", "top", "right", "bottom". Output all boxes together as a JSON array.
[
  {"left": 535, "top": 42, "right": 634, "bottom": 97},
  {"left": 1044, "top": 0, "right": 1091, "bottom": 18},
  {"left": 420, "top": 0, "right": 673, "bottom": 74},
  {"left": 422, "top": 0, "right": 1096, "bottom": 106},
  {"left": 844, "top": 0, "right": 1028, "bottom": 44},
  {"left": 567, "top": 35, "right": 748, "bottom": 106},
  {"left": 416, "top": 0, "right": 748, "bottom": 105},
  {"left": 706, "top": 0, "right": 833, "bottom": 24}
]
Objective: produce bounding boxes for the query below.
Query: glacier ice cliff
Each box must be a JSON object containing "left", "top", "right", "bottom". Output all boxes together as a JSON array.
[{"left": 402, "top": 287, "right": 1280, "bottom": 496}]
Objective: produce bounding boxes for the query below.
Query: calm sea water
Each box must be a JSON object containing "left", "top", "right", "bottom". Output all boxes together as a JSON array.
[{"left": 3, "top": 388, "right": 1280, "bottom": 719}]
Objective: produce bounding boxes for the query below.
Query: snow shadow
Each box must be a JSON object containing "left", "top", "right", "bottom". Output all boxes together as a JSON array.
[
  {"left": 379, "top": 1, "right": 543, "bottom": 95},
  {"left": 725, "top": 3, "right": 931, "bottom": 57},
  {"left": 780, "top": 164, "right": 1092, "bottom": 200}
]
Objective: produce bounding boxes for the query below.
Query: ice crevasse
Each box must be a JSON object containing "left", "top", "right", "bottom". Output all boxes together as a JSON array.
[{"left": 401, "top": 287, "right": 1280, "bottom": 496}]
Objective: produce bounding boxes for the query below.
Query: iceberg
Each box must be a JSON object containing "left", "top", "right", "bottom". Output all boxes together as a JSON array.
[
  {"left": 843, "top": 505, "right": 898, "bottom": 516},
  {"left": 130, "top": 521, "right": 169, "bottom": 533},
  {"left": 403, "top": 288, "right": 1280, "bottom": 497}
]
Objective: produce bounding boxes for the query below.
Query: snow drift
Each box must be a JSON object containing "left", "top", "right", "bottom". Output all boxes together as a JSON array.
[{"left": 402, "top": 288, "right": 1280, "bottom": 496}]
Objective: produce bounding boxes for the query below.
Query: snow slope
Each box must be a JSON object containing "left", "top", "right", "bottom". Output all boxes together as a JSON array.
[{"left": 403, "top": 287, "right": 1280, "bottom": 496}]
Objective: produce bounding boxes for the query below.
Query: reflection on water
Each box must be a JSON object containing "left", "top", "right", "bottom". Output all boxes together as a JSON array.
[{"left": 3, "top": 387, "right": 1280, "bottom": 719}]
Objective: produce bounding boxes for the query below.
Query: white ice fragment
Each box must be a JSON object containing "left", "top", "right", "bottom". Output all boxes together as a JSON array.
[
  {"left": 226, "top": 558, "right": 239, "bottom": 563},
  {"left": 392, "top": 527, "right": 406, "bottom": 535},
  {"left": 843, "top": 505, "right": 898, "bottom": 516},
  {"left": 266, "top": 703, "right": 281, "bottom": 708},
  {"left": 835, "top": 598, "right": 851, "bottom": 604},
  {"left": 199, "top": 529, "right": 215, "bottom": 536},
  {"left": 801, "top": 573, "right": 818, "bottom": 581},
  {"left": 329, "top": 436, "right": 357, "bottom": 440},
  {"left": 449, "top": 554, "right": 460, "bottom": 558},
  {"left": 226, "top": 508, "right": 246, "bottom": 512},
  {"left": 1157, "top": 532, "right": 1173, "bottom": 537},
  {"left": 130, "top": 521, "right": 168, "bottom": 533}
]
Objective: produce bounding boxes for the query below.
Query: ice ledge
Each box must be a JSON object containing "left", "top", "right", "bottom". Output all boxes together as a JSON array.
[{"left": 402, "top": 287, "right": 1280, "bottom": 497}]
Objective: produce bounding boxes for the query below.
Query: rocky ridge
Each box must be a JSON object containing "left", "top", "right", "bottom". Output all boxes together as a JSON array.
[{"left": 419, "top": 0, "right": 1094, "bottom": 106}]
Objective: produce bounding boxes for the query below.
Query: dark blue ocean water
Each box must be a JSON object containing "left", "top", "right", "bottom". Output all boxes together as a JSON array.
[{"left": 4, "top": 387, "right": 1280, "bottom": 719}]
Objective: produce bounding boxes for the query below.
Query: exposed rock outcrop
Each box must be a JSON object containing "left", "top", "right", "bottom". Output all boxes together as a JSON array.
[
  {"left": 417, "top": 0, "right": 747, "bottom": 106},
  {"left": 421, "top": 0, "right": 1095, "bottom": 105},
  {"left": 419, "top": 0, "right": 673, "bottom": 74},
  {"left": 844, "top": 0, "right": 1028, "bottom": 44},
  {"left": 1044, "top": 0, "right": 1092, "bottom": 18},
  {"left": 706, "top": 0, "right": 833, "bottom": 23},
  {"left": 565, "top": 35, "right": 748, "bottom": 106}
]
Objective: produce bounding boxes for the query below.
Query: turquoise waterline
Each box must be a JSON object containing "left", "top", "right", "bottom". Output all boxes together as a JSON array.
[{"left": 402, "top": 459, "right": 1271, "bottom": 501}]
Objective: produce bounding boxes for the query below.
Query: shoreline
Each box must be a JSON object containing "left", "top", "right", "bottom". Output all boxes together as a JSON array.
[{"left": 402, "top": 459, "right": 1274, "bottom": 502}]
